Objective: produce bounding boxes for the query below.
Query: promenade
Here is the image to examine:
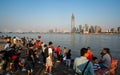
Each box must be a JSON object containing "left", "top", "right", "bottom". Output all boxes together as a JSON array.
[
  {"left": 0, "top": 38, "right": 120, "bottom": 75},
  {"left": 0, "top": 38, "right": 74, "bottom": 75}
]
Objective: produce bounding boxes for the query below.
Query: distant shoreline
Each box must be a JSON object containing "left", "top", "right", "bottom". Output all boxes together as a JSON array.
[{"left": 0, "top": 32, "right": 120, "bottom": 35}]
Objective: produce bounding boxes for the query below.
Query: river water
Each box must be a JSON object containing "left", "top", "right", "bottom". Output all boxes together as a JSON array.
[{"left": 1, "top": 33, "right": 120, "bottom": 60}]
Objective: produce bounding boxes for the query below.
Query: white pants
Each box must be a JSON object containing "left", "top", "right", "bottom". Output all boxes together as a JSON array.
[{"left": 66, "top": 59, "right": 71, "bottom": 67}]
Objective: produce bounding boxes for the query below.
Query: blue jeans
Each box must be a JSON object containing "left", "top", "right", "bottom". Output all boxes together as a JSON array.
[
  {"left": 99, "top": 63, "right": 107, "bottom": 68},
  {"left": 66, "top": 59, "right": 71, "bottom": 67}
]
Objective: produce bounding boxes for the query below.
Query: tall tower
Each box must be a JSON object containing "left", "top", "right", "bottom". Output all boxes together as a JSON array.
[{"left": 71, "top": 13, "right": 75, "bottom": 33}]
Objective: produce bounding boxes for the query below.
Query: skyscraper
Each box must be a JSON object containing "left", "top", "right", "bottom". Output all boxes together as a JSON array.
[
  {"left": 83, "top": 24, "right": 89, "bottom": 33},
  {"left": 117, "top": 27, "right": 120, "bottom": 32},
  {"left": 71, "top": 13, "right": 75, "bottom": 33},
  {"left": 79, "top": 25, "right": 82, "bottom": 33},
  {"left": 95, "top": 25, "right": 101, "bottom": 33},
  {"left": 111, "top": 28, "right": 116, "bottom": 32},
  {"left": 89, "top": 25, "right": 95, "bottom": 33}
]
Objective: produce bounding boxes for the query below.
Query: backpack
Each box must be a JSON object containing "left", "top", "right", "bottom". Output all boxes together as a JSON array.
[{"left": 45, "top": 47, "right": 49, "bottom": 57}]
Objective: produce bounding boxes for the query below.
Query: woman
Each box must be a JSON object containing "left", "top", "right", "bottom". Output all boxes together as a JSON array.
[{"left": 66, "top": 49, "right": 71, "bottom": 67}]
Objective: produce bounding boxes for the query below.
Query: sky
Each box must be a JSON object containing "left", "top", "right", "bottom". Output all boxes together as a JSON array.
[{"left": 0, "top": 0, "right": 120, "bottom": 32}]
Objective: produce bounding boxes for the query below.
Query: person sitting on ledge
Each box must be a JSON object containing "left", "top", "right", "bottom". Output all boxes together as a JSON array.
[{"left": 99, "top": 48, "right": 112, "bottom": 69}]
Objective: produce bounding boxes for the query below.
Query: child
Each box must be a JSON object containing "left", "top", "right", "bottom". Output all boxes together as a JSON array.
[{"left": 92, "top": 57, "right": 101, "bottom": 71}]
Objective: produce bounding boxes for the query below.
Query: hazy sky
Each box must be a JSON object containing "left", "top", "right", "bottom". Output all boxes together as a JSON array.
[{"left": 0, "top": 0, "right": 120, "bottom": 32}]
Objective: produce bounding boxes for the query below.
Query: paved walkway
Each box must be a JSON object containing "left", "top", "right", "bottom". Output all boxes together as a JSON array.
[
  {"left": 39, "top": 62, "right": 74, "bottom": 75},
  {"left": 0, "top": 38, "right": 120, "bottom": 75}
]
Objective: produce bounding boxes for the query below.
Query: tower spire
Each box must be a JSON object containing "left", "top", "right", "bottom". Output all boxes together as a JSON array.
[{"left": 71, "top": 13, "right": 75, "bottom": 33}]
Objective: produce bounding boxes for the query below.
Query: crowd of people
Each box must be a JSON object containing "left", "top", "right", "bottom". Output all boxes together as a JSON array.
[
  {"left": 0, "top": 35, "right": 113, "bottom": 75},
  {"left": 0, "top": 36, "right": 42, "bottom": 75},
  {"left": 73, "top": 47, "right": 112, "bottom": 75}
]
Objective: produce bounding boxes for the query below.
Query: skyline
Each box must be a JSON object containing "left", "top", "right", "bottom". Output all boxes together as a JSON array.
[{"left": 0, "top": 0, "right": 120, "bottom": 32}]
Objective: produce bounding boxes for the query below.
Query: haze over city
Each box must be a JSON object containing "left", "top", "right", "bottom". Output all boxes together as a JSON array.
[{"left": 0, "top": 0, "right": 120, "bottom": 32}]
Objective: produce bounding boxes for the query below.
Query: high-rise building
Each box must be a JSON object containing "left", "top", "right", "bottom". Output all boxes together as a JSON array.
[
  {"left": 85, "top": 24, "right": 89, "bottom": 32},
  {"left": 117, "top": 27, "right": 120, "bottom": 32},
  {"left": 71, "top": 13, "right": 75, "bottom": 33},
  {"left": 83, "top": 24, "right": 89, "bottom": 33},
  {"left": 49, "top": 29, "right": 54, "bottom": 33},
  {"left": 55, "top": 28, "right": 57, "bottom": 33},
  {"left": 89, "top": 25, "right": 95, "bottom": 33},
  {"left": 100, "top": 27, "right": 105, "bottom": 32},
  {"left": 79, "top": 25, "right": 82, "bottom": 33},
  {"left": 111, "top": 28, "right": 116, "bottom": 32},
  {"left": 95, "top": 25, "right": 101, "bottom": 33}
]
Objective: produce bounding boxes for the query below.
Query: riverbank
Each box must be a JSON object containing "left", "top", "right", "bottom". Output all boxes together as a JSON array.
[
  {"left": 0, "top": 38, "right": 75, "bottom": 75},
  {"left": 1, "top": 31, "right": 120, "bottom": 34},
  {"left": 0, "top": 38, "right": 120, "bottom": 75}
]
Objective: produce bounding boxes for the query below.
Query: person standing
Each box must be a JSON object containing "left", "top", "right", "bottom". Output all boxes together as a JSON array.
[
  {"left": 26, "top": 44, "right": 35, "bottom": 75},
  {"left": 44, "top": 41, "right": 53, "bottom": 75},
  {"left": 66, "top": 49, "right": 71, "bottom": 67},
  {"left": 56, "top": 45, "right": 61, "bottom": 62},
  {"left": 73, "top": 48, "right": 94, "bottom": 75},
  {"left": 87, "top": 47, "right": 93, "bottom": 61},
  {"left": 12, "top": 37, "right": 17, "bottom": 48},
  {"left": 63, "top": 47, "right": 67, "bottom": 62},
  {"left": 42, "top": 44, "right": 47, "bottom": 64}
]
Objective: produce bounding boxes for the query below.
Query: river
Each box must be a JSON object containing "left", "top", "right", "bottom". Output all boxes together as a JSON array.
[{"left": 1, "top": 33, "right": 120, "bottom": 60}]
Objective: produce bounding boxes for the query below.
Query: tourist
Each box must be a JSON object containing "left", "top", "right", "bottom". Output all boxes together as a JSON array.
[
  {"left": 66, "top": 49, "right": 71, "bottom": 67},
  {"left": 99, "top": 48, "right": 112, "bottom": 69},
  {"left": 56, "top": 45, "right": 61, "bottom": 62},
  {"left": 87, "top": 47, "right": 93, "bottom": 61},
  {"left": 26, "top": 44, "right": 35, "bottom": 75},
  {"left": 42, "top": 44, "right": 47, "bottom": 64},
  {"left": 4, "top": 40, "right": 11, "bottom": 50},
  {"left": 12, "top": 37, "right": 17, "bottom": 48},
  {"left": 35, "top": 40, "right": 39, "bottom": 50},
  {"left": 4, "top": 37, "right": 11, "bottom": 50},
  {"left": 105, "top": 48, "right": 112, "bottom": 63},
  {"left": 44, "top": 41, "right": 53, "bottom": 75},
  {"left": 6, "top": 36, "right": 11, "bottom": 44},
  {"left": 21, "top": 37, "right": 26, "bottom": 46},
  {"left": 34, "top": 49, "right": 41, "bottom": 63},
  {"left": 63, "top": 47, "right": 67, "bottom": 62},
  {"left": 19, "top": 57, "right": 26, "bottom": 71},
  {"left": 73, "top": 48, "right": 94, "bottom": 75},
  {"left": 92, "top": 57, "right": 101, "bottom": 72}
]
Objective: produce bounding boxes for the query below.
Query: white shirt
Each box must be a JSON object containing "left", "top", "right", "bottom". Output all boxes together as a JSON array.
[
  {"left": 48, "top": 48, "right": 52, "bottom": 59},
  {"left": 4, "top": 43, "right": 10, "bottom": 49}
]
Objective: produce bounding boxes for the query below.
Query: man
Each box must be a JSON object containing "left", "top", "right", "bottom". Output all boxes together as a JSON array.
[
  {"left": 42, "top": 44, "right": 47, "bottom": 64},
  {"left": 73, "top": 48, "right": 94, "bottom": 75},
  {"left": 56, "top": 45, "right": 61, "bottom": 62},
  {"left": 12, "top": 37, "right": 17, "bottom": 48},
  {"left": 45, "top": 41, "right": 53, "bottom": 75},
  {"left": 4, "top": 41, "right": 11, "bottom": 50},
  {"left": 99, "top": 48, "right": 111, "bottom": 68},
  {"left": 4, "top": 37, "right": 11, "bottom": 50},
  {"left": 66, "top": 49, "right": 71, "bottom": 67},
  {"left": 26, "top": 44, "right": 35, "bottom": 75}
]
